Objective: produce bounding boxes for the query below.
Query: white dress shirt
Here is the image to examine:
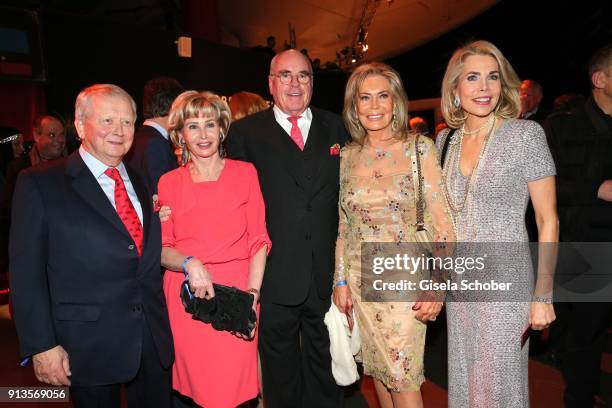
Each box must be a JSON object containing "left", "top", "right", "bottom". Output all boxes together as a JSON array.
[
  {"left": 273, "top": 105, "right": 313, "bottom": 145},
  {"left": 79, "top": 146, "right": 144, "bottom": 224},
  {"left": 143, "top": 119, "right": 169, "bottom": 140}
]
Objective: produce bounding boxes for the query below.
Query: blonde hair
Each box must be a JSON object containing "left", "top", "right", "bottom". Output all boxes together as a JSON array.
[
  {"left": 440, "top": 40, "right": 521, "bottom": 129},
  {"left": 343, "top": 62, "right": 411, "bottom": 145},
  {"left": 75, "top": 84, "right": 136, "bottom": 122},
  {"left": 229, "top": 91, "right": 269, "bottom": 121},
  {"left": 168, "top": 91, "right": 232, "bottom": 163}
]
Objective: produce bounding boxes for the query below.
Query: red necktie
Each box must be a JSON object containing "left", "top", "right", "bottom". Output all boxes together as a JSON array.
[
  {"left": 105, "top": 168, "right": 143, "bottom": 256},
  {"left": 287, "top": 116, "right": 304, "bottom": 150}
]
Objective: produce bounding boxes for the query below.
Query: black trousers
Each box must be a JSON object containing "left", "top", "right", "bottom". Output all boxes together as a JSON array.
[
  {"left": 70, "top": 319, "right": 172, "bottom": 408},
  {"left": 559, "top": 301, "right": 612, "bottom": 408},
  {"left": 259, "top": 282, "right": 342, "bottom": 408}
]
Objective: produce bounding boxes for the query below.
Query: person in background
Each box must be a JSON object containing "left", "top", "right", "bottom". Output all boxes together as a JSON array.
[
  {"left": 264, "top": 36, "right": 276, "bottom": 57},
  {"left": 229, "top": 91, "right": 269, "bottom": 122},
  {"left": 159, "top": 90, "right": 270, "bottom": 408},
  {"left": 127, "top": 76, "right": 183, "bottom": 194},
  {"left": 333, "top": 62, "right": 454, "bottom": 408},
  {"left": 544, "top": 42, "right": 612, "bottom": 408},
  {"left": 551, "top": 92, "right": 586, "bottom": 113},
  {"left": 10, "top": 84, "right": 173, "bottom": 407},
  {"left": 0, "top": 127, "right": 23, "bottom": 276},
  {"left": 434, "top": 120, "right": 449, "bottom": 136},
  {"left": 1, "top": 115, "right": 66, "bottom": 204},
  {"left": 0, "top": 127, "right": 24, "bottom": 174},
  {"left": 437, "top": 40, "right": 558, "bottom": 408},
  {"left": 1, "top": 116, "right": 66, "bottom": 279},
  {"left": 520, "top": 79, "right": 549, "bottom": 124},
  {"left": 409, "top": 116, "right": 431, "bottom": 137},
  {"left": 225, "top": 49, "right": 349, "bottom": 408}
]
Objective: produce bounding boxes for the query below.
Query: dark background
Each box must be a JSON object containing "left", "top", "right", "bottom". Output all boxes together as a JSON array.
[
  {"left": 389, "top": 0, "right": 612, "bottom": 110},
  {"left": 0, "top": 0, "right": 611, "bottom": 126}
]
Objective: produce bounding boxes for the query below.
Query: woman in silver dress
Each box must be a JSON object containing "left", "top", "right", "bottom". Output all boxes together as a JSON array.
[{"left": 436, "top": 40, "right": 558, "bottom": 407}]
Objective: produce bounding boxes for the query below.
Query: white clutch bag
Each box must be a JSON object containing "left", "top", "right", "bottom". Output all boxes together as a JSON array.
[{"left": 324, "top": 302, "right": 361, "bottom": 386}]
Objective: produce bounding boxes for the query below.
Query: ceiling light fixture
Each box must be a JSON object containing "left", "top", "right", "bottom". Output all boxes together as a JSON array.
[{"left": 338, "top": 0, "right": 382, "bottom": 70}]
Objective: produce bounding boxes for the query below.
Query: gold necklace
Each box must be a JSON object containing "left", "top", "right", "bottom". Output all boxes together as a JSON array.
[
  {"left": 443, "top": 116, "right": 497, "bottom": 215},
  {"left": 461, "top": 114, "right": 494, "bottom": 135}
]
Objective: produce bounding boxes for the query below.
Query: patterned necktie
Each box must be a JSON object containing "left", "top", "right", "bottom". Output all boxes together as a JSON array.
[
  {"left": 287, "top": 116, "right": 304, "bottom": 150},
  {"left": 104, "top": 168, "right": 143, "bottom": 256}
]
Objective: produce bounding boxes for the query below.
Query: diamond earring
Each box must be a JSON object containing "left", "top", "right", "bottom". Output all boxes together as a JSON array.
[{"left": 453, "top": 95, "right": 461, "bottom": 108}]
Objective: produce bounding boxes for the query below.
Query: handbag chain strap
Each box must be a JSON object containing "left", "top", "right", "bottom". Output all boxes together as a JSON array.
[{"left": 410, "top": 135, "right": 426, "bottom": 231}]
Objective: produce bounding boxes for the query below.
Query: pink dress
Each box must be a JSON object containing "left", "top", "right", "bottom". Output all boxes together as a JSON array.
[{"left": 158, "top": 159, "right": 271, "bottom": 408}]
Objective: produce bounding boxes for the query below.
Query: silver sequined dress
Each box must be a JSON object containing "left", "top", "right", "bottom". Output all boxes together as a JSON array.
[{"left": 436, "top": 119, "right": 556, "bottom": 408}]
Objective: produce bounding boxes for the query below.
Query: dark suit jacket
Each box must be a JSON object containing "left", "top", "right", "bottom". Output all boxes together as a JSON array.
[
  {"left": 126, "top": 124, "right": 177, "bottom": 194},
  {"left": 9, "top": 152, "right": 173, "bottom": 386},
  {"left": 526, "top": 107, "right": 550, "bottom": 125},
  {"left": 544, "top": 97, "right": 612, "bottom": 241},
  {"left": 225, "top": 108, "right": 350, "bottom": 305}
]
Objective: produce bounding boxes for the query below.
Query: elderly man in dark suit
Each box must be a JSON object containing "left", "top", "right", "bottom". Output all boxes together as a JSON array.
[
  {"left": 127, "top": 77, "right": 183, "bottom": 194},
  {"left": 9, "top": 84, "right": 173, "bottom": 408},
  {"left": 225, "top": 49, "right": 350, "bottom": 408}
]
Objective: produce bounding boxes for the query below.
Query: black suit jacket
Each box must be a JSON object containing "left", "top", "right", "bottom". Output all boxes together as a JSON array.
[
  {"left": 225, "top": 108, "right": 350, "bottom": 305},
  {"left": 544, "top": 97, "right": 612, "bottom": 241},
  {"left": 126, "top": 124, "right": 177, "bottom": 194},
  {"left": 9, "top": 152, "right": 173, "bottom": 386},
  {"left": 526, "top": 107, "right": 550, "bottom": 125}
]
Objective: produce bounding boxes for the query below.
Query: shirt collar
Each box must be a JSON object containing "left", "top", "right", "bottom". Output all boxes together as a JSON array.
[
  {"left": 273, "top": 105, "right": 312, "bottom": 124},
  {"left": 143, "top": 119, "right": 169, "bottom": 140},
  {"left": 524, "top": 106, "right": 539, "bottom": 119},
  {"left": 79, "top": 145, "right": 128, "bottom": 180}
]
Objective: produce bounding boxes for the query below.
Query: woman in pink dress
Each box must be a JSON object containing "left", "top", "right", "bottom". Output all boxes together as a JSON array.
[{"left": 158, "top": 90, "right": 271, "bottom": 407}]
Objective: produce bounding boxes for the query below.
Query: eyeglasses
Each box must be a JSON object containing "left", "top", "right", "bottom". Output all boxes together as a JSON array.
[
  {"left": 270, "top": 71, "right": 312, "bottom": 85},
  {"left": 0, "top": 134, "right": 21, "bottom": 144}
]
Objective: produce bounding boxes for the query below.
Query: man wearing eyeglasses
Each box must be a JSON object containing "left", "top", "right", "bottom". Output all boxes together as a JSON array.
[{"left": 225, "top": 49, "right": 350, "bottom": 407}]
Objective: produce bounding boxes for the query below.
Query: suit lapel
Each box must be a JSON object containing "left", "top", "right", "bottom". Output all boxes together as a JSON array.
[{"left": 66, "top": 153, "right": 131, "bottom": 239}]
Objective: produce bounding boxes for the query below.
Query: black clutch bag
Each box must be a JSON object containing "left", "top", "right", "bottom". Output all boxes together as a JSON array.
[{"left": 180, "top": 280, "right": 257, "bottom": 339}]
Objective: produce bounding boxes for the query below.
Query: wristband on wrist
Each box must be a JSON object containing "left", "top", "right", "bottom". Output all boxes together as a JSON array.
[
  {"left": 335, "top": 280, "right": 347, "bottom": 287},
  {"left": 181, "top": 256, "right": 194, "bottom": 275}
]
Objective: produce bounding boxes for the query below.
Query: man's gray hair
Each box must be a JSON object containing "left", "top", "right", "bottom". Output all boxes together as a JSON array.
[{"left": 75, "top": 84, "right": 137, "bottom": 122}]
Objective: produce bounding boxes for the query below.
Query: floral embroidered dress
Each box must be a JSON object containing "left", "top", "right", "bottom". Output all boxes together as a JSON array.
[{"left": 336, "top": 136, "right": 454, "bottom": 391}]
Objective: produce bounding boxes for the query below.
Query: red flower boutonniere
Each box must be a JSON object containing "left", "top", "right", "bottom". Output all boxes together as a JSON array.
[{"left": 330, "top": 143, "right": 341, "bottom": 156}]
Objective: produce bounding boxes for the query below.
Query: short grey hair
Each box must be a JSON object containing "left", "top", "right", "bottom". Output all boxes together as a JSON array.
[{"left": 75, "top": 84, "right": 137, "bottom": 122}]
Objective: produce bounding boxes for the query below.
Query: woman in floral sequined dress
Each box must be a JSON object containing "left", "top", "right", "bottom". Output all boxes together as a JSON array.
[{"left": 332, "top": 62, "right": 455, "bottom": 407}]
